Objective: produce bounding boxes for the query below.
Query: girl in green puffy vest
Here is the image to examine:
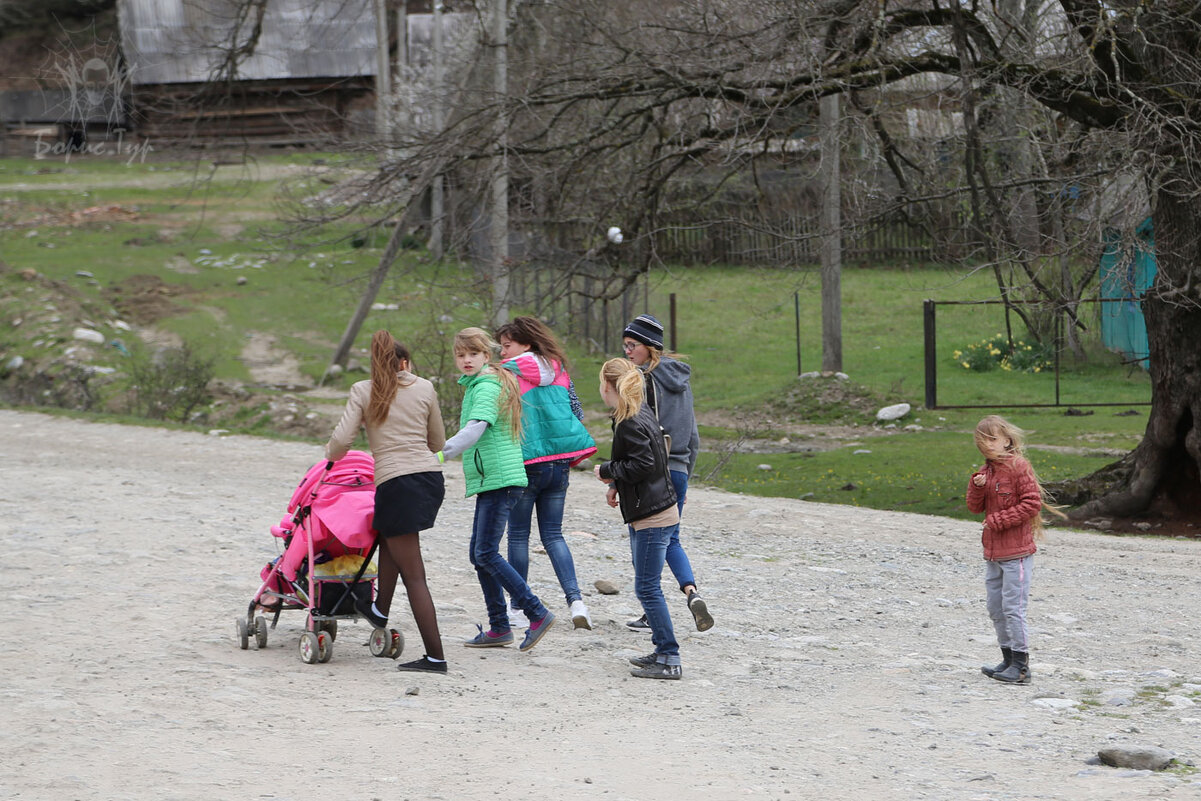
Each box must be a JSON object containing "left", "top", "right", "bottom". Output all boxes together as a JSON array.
[{"left": 437, "top": 327, "right": 557, "bottom": 652}]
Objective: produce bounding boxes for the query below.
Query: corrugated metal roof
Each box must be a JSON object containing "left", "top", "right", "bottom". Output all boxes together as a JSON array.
[{"left": 118, "top": 0, "right": 378, "bottom": 85}]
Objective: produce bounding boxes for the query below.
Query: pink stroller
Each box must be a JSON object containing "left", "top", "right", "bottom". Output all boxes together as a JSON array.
[{"left": 236, "top": 451, "right": 404, "bottom": 664}]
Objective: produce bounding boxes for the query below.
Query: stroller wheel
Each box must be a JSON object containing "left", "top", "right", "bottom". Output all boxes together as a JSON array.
[
  {"left": 236, "top": 617, "right": 249, "bottom": 650},
  {"left": 317, "top": 631, "right": 333, "bottom": 663},
  {"left": 368, "top": 627, "right": 391, "bottom": 658},
  {"left": 319, "top": 619, "right": 338, "bottom": 642},
  {"left": 299, "top": 631, "right": 320, "bottom": 664},
  {"left": 387, "top": 628, "right": 404, "bottom": 659},
  {"left": 254, "top": 616, "right": 269, "bottom": 649}
]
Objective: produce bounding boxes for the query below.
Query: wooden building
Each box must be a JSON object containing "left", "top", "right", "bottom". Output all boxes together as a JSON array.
[{"left": 117, "top": 0, "right": 379, "bottom": 146}]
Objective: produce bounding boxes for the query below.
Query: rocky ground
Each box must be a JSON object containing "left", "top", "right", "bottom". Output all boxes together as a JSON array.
[{"left": 2, "top": 408, "right": 1199, "bottom": 801}]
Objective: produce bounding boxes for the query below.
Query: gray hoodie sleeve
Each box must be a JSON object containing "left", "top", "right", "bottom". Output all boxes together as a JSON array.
[{"left": 648, "top": 358, "right": 700, "bottom": 476}]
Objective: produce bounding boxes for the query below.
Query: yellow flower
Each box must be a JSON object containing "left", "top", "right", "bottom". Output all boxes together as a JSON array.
[
  {"left": 961, "top": 361, "right": 970, "bottom": 369},
  {"left": 1033, "top": 367, "right": 1041, "bottom": 373}
]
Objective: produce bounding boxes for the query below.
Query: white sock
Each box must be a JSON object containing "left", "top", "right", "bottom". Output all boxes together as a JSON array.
[
  {"left": 426, "top": 656, "right": 446, "bottom": 663},
  {"left": 372, "top": 603, "right": 386, "bottom": 619}
]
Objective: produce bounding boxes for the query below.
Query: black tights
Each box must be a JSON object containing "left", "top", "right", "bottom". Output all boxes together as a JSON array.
[{"left": 374, "top": 533, "right": 444, "bottom": 660}]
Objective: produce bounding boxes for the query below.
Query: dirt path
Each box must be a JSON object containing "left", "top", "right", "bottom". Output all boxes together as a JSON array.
[{"left": 1, "top": 409, "right": 1199, "bottom": 800}]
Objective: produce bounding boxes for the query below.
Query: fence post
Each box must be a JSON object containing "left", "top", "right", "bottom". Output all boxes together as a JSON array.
[
  {"left": 923, "top": 299, "right": 937, "bottom": 409},
  {"left": 1054, "top": 308, "right": 1062, "bottom": 407},
  {"left": 795, "top": 291, "right": 802, "bottom": 375},
  {"left": 669, "top": 293, "right": 678, "bottom": 352}
]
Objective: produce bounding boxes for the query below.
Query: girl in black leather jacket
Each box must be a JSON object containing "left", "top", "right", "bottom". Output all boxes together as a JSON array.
[{"left": 595, "top": 358, "right": 683, "bottom": 679}]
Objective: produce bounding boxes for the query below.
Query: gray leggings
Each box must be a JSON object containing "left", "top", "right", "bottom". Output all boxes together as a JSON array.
[{"left": 985, "top": 555, "right": 1032, "bottom": 653}]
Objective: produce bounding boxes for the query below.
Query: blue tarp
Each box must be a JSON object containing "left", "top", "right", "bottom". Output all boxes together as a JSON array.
[{"left": 1098, "top": 216, "right": 1155, "bottom": 369}]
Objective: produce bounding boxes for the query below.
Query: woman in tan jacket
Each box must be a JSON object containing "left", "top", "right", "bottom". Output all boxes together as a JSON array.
[{"left": 326, "top": 330, "right": 448, "bottom": 673}]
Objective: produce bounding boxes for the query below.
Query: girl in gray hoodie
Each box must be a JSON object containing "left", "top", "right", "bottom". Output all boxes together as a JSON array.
[{"left": 621, "top": 314, "right": 714, "bottom": 632}]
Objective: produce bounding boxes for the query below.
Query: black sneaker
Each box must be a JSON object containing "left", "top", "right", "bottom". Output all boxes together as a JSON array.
[
  {"left": 354, "top": 596, "right": 388, "bottom": 629},
  {"left": 625, "top": 614, "right": 650, "bottom": 630},
  {"left": 396, "top": 655, "right": 448, "bottom": 674},
  {"left": 628, "top": 652, "right": 658, "bottom": 668},
  {"left": 687, "top": 592, "right": 714, "bottom": 632},
  {"left": 630, "top": 662, "right": 682, "bottom": 680}
]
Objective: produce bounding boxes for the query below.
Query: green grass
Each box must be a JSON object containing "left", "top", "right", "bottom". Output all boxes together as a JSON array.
[
  {"left": 628, "top": 263, "right": 1150, "bottom": 412},
  {"left": 1, "top": 154, "right": 1153, "bottom": 520},
  {"left": 693, "top": 436, "right": 1122, "bottom": 522}
]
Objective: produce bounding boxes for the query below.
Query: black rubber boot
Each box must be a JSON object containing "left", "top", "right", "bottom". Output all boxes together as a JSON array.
[
  {"left": 981, "top": 646, "right": 1013, "bottom": 677},
  {"left": 991, "top": 650, "right": 1030, "bottom": 684}
]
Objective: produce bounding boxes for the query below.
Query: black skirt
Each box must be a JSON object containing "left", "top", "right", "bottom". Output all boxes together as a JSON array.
[{"left": 373, "top": 471, "right": 445, "bottom": 537}]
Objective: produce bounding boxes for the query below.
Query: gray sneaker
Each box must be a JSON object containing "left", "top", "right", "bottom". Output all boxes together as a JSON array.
[
  {"left": 630, "top": 662, "right": 682, "bottom": 680},
  {"left": 625, "top": 614, "right": 650, "bottom": 630},
  {"left": 687, "top": 592, "right": 714, "bottom": 632},
  {"left": 628, "top": 652, "right": 658, "bottom": 668}
]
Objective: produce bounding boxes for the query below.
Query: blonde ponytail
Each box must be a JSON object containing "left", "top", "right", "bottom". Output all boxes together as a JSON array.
[{"left": 600, "top": 358, "right": 644, "bottom": 423}]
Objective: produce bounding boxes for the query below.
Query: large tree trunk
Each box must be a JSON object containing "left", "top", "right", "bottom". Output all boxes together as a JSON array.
[{"left": 1071, "top": 180, "right": 1201, "bottom": 520}]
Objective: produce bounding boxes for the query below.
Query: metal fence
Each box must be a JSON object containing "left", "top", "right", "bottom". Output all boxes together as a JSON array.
[{"left": 923, "top": 298, "right": 1153, "bottom": 410}]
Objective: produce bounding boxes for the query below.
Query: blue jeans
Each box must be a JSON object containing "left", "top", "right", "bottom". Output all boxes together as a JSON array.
[
  {"left": 628, "top": 470, "right": 696, "bottom": 592},
  {"left": 469, "top": 487, "right": 549, "bottom": 632},
  {"left": 507, "top": 461, "right": 582, "bottom": 605},
  {"left": 630, "top": 524, "right": 680, "bottom": 663}
]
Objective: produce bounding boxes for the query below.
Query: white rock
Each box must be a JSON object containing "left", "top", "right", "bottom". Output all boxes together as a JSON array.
[
  {"left": 72, "top": 328, "right": 106, "bottom": 344},
  {"left": 757, "top": 464, "right": 773, "bottom": 471},
  {"left": 876, "top": 402, "right": 911, "bottom": 422},
  {"left": 1031, "top": 698, "right": 1079, "bottom": 710},
  {"left": 6, "top": 355, "right": 24, "bottom": 370},
  {"left": 606, "top": 226, "right": 623, "bottom": 244},
  {"left": 207, "top": 429, "right": 230, "bottom": 436},
  {"left": 853, "top": 449, "right": 872, "bottom": 454}
]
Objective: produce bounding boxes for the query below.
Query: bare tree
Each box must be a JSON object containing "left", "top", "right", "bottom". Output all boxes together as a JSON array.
[
  {"left": 215, "top": 0, "right": 1196, "bottom": 518},
  {"left": 368, "top": 0, "right": 1198, "bottom": 519}
]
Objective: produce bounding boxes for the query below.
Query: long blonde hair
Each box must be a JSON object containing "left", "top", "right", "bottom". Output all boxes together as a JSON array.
[
  {"left": 454, "top": 327, "right": 522, "bottom": 436},
  {"left": 974, "top": 414, "right": 1066, "bottom": 538},
  {"left": 366, "top": 330, "right": 411, "bottom": 426},
  {"left": 600, "top": 358, "right": 645, "bottom": 423}
]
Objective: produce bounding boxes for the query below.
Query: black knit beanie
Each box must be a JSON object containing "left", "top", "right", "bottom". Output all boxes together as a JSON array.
[{"left": 623, "top": 314, "right": 664, "bottom": 350}]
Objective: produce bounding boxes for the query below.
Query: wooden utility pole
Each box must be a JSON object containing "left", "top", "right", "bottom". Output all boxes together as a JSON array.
[
  {"left": 489, "top": 0, "right": 510, "bottom": 326},
  {"left": 819, "top": 91, "right": 842, "bottom": 372},
  {"left": 372, "top": 0, "right": 391, "bottom": 144},
  {"left": 430, "top": 0, "right": 445, "bottom": 259}
]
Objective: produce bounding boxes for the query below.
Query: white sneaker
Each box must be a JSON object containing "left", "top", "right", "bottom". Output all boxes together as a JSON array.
[
  {"left": 570, "top": 599, "right": 592, "bottom": 630},
  {"left": 508, "top": 606, "right": 529, "bottom": 628}
]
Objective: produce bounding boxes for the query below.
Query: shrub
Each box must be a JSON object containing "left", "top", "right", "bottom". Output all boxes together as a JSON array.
[{"left": 127, "top": 344, "right": 215, "bottom": 422}]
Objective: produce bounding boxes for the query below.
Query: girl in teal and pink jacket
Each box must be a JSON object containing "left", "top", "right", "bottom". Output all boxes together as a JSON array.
[{"left": 496, "top": 317, "right": 597, "bottom": 630}]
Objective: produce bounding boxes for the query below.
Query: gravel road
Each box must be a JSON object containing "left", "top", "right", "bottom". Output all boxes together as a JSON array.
[{"left": 2, "top": 409, "right": 1199, "bottom": 800}]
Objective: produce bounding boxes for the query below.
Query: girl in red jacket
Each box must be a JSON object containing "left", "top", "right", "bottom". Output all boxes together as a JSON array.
[{"left": 966, "top": 415, "right": 1057, "bottom": 685}]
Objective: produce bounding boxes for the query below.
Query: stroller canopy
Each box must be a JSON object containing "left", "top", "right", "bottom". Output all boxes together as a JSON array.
[{"left": 290, "top": 451, "right": 377, "bottom": 549}]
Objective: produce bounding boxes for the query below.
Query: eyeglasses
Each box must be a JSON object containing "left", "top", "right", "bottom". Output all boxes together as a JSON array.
[{"left": 622, "top": 341, "right": 640, "bottom": 352}]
